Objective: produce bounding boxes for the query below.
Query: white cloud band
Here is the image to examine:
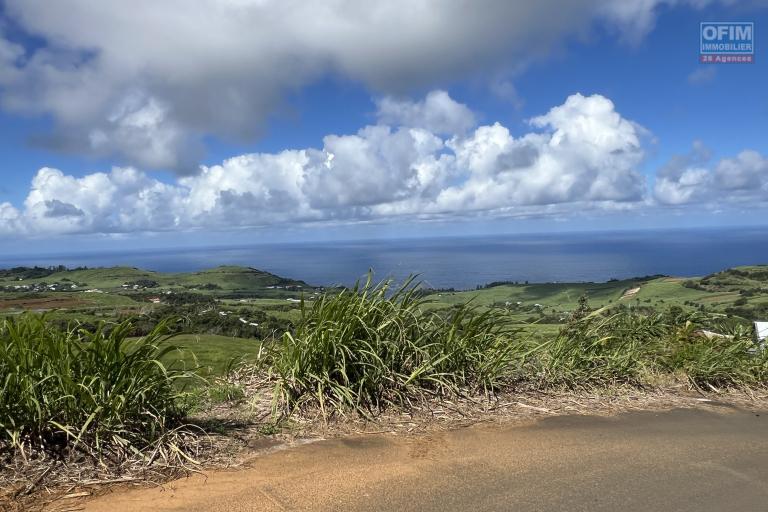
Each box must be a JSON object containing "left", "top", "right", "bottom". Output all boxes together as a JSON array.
[{"left": 1, "top": 92, "right": 657, "bottom": 236}]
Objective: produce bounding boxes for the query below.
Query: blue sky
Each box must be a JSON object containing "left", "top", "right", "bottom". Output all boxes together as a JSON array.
[{"left": 0, "top": 1, "right": 766, "bottom": 251}]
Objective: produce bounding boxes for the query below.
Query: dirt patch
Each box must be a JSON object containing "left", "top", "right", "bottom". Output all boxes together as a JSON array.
[
  {"left": 620, "top": 287, "right": 641, "bottom": 300},
  {"left": 69, "top": 405, "right": 768, "bottom": 512},
  {"left": 6, "top": 380, "right": 768, "bottom": 511}
]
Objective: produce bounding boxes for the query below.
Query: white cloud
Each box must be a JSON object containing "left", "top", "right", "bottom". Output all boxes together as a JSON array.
[
  {"left": 687, "top": 66, "right": 717, "bottom": 85},
  {"left": 654, "top": 143, "right": 768, "bottom": 206},
  {"left": 0, "top": 0, "right": 712, "bottom": 171},
  {"left": 654, "top": 167, "right": 712, "bottom": 205},
  {"left": 20, "top": 167, "right": 182, "bottom": 234},
  {"left": 0, "top": 91, "right": 658, "bottom": 237},
  {"left": 182, "top": 150, "right": 313, "bottom": 226},
  {"left": 87, "top": 92, "right": 197, "bottom": 172},
  {"left": 376, "top": 90, "right": 476, "bottom": 135},
  {"left": 715, "top": 150, "right": 768, "bottom": 192},
  {"left": 431, "top": 93, "right": 647, "bottom": 212},
  {"left": 305, "top": 125, "right": 452, "bottom": 211},
  {"left": 0, "top": 202, "right": 22, "bottom": 235}
]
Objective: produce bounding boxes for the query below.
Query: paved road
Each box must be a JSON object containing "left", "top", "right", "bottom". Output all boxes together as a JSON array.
[{"left": 83, "top": 407, "right": 768, "bottom": 512}]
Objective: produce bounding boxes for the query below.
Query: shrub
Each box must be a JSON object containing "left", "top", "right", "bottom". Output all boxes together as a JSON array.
[
  {"left": 268, "top": 276, "right": 528, "bottom": 415},
  {"left": 0, "top": 315, "right": 193, "bottom": 463},
  {"left": 663, "top": 322, "right": 767, "bottom": 387},
  {"left": 541, "top": 306, "right": 768, "bottom": 389},
  {"left": 541, "top": 307, "right": 665, "bottom": 386}
]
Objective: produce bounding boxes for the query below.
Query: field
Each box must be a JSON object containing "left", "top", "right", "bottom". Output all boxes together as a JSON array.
[
  {"left": 1, "top": 264, "right": 767, "bottom": 375},
  {"left": 160, "top": 333, "right": 263, "bottom": 376}
]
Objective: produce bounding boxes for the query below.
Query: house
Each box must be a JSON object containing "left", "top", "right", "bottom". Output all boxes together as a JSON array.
[
  {"left": 147, "top": 297, "right": 161, "bottom": 304},
  {"left": 755, "top": 321, "right": 768, "bottom": 344}
]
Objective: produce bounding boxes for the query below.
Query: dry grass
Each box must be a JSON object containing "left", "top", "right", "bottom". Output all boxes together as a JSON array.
[
  {"left": 4, "top": 291, "right": 768, "bottom": 510},
  {"left": 5, "top": 366, "right": 768, "bottom": 511}
]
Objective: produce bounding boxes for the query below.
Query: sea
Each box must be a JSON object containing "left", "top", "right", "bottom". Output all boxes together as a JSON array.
[{"left": 1, "top": 227, "right": 766, "bottom": 290}]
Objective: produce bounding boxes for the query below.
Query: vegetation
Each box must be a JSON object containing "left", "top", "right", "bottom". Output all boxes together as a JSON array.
[
  {"left": 0, "top": 315, "right": 194, "bottom": 464},
  {"left": 266, "top": 278, "right": 768, "bottom": 416},
  {"left": 541, "top": 305, "right": 767, "bottom": 388},
  {"left": 1, "top": 263, "right": 767, "bottom": 447},
  {"left": 268, "top": 277, "right": 528, "bottom": 415},
  {"left": 664, "top": 320, "right": 766, "bottom": 387}
]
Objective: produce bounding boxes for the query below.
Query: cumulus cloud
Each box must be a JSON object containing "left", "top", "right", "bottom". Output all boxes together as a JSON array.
[
  {"left": 376, "top": 90, "right": 476, "bottom": 135},
  {"left": 0, "top": 0, "right": 712, "bottom": 170},
  {"left": 430, "top": 93, "right": 647, "bottom": 212},
  {"left": 654, "top": 142, "right": 768, "bottom": 206},
  {"left": 0, "top": 202, "right": 21, "bottom": 235},
  {"left": 0, "top": 91, "right": 655, "bottom": 236},
  {"left": 18, "top": 167, "right": 182, "bottom": 234}
]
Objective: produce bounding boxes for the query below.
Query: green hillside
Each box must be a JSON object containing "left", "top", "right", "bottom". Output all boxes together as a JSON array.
[
  {"left": 422, "top": 265, "right": 768, "bottom": 324},
  {"left": 1, "top": 263, "right": 766, "bottom": 372},
  {"left": 0, "top": 265, "right": 310, "bottom": 295}
]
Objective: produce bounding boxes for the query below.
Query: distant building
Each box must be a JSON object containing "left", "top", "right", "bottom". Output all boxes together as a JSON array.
[{"left": 755, "top": 322, "right": 768, "bottom": 344}]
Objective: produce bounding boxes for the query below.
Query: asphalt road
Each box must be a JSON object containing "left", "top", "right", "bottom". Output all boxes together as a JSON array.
[{"left": 82, "top": 406, "right": 768, "bottom": 512}]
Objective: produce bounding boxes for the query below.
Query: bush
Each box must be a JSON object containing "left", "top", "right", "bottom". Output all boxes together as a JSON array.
[
  {"left": 541, "top": 305, "right": 768, "bottom": 389},
  {"left": 663, "top": 322, "right": 767, "bottom": 387},
  {"left": 268, "top": 276, "right": 528, "bottom": 415},
  {"left": 541, "top": 307, "right": 665, "bottom": 386},
  {"left": 0, "top": 315, "right": 193, "bottom": 462}
]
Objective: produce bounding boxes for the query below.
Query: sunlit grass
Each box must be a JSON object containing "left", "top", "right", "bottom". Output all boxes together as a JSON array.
[
  {"left": 0, "top": 315, "right": 195, "bottom": 463},
  {"left": 268, "top": 276, "right": 531, "bottom": 415},
  {"left": 540, "top": 305, "right": 768, "bottom": 388}
]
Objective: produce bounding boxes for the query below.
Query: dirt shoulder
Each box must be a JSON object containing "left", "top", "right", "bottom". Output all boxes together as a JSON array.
[
  {"left": 9, "top": 386, "right": 767, "bottom": 512},
  {"left": 74, "top": 400, "right": 768, "bottom": 512}
]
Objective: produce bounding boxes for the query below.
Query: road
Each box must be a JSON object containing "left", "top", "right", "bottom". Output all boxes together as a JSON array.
[{"left": 82, "top": 406, "right": 768, "bottom": 512}]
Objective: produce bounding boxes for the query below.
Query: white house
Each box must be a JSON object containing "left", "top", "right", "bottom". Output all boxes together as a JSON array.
[{"left": 755, "top": 321, "right": 768, "bottom": 344}]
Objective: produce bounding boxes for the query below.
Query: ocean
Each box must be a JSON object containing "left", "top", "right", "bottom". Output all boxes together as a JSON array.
[{"left": 1, "top": 227, "right": 766, "bottom": 289}]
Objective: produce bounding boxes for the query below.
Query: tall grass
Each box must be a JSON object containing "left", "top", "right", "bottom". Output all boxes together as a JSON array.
[
  {"left": 0, "top": 315, "right": 193, "bottom": 462},
  {"left": 541, "top": 303, "right": 768, "bottom": 388},
  {"left": 269, "top": 276, "right": 528, "bottom": 415},
  {"left": 663, "top": 321, "right": 768, "bottom": 387},
  {"left": 541, "top": 308, "right": 666, "bottom": 386},
  {"left": 268, "top": 281, "right": 768, "bottom": 415}
]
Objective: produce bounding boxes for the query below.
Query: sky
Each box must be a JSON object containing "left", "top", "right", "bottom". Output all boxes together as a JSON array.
[{"left": 0, "top": 0, "right": 766, "bottom": 253}]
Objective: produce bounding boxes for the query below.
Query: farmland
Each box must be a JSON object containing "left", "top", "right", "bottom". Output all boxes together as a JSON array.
[{"left": 1, "top": 264, "right": 766, "bottom": 373}]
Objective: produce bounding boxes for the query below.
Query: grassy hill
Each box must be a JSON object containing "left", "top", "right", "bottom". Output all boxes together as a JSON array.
[
  {"left": 0, "top": 265, "right": 310, "bottom": 295},
  {"left": 1, "top": 263, "right": 766, "bottom": 369},
  {"left": 422, "top": 265, "right": 768, "bottom": 325},
  {"left": 0, "top": 265, "right": 316, "bottom": 335},
  {"left": 2, "top": 263, "right": 766, "bottom": 319}
]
